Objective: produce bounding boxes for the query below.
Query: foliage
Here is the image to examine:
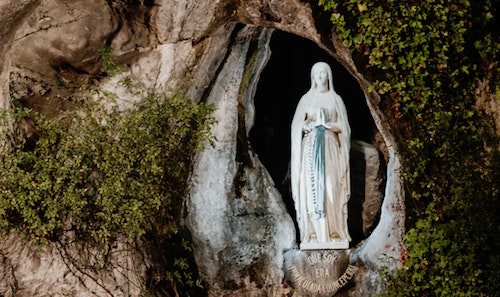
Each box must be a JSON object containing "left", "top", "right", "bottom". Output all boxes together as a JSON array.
[
  {"left": 319, "top": 0, "right": 500, "bottom": 295},
  {"left": 0, "top": 90, "right": 214, "bottom": 295},
  {"left": 100, "top": 45, "right": 124, "bottom": 76},
  {"left": 141, "top": 230, "right": 207, "bottom": 297}
]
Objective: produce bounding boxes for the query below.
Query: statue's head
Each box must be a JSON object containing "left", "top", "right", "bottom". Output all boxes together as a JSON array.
[{"left": 310, "top": 62, "right": 333, "bottom": 92}]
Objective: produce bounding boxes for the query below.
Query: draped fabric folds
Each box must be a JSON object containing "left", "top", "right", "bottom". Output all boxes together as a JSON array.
[
  {"left": 291, "top": 62, "right": 351, "bottom": 247},
  {"left": 310, "top": 124, "right": 326, "bottom": 220}
]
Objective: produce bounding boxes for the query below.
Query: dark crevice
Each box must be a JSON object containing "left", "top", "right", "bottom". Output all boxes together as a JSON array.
[
  {"left": 233, "top": 36, "right": 260, "bottom": 199},
  {"left": 307, "top": 0, "right": 338, "bottom": 54},
  {"left": 54, "top": 61, "right": 90, "bottom": 75}
]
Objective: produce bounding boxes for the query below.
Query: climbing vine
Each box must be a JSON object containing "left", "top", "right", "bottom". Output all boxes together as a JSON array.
[
  {"left": 319, "top": 0, "right": 500, "bottom": 295},
  {"left": 0, "top": 87, "right": 214, "bottom": 295}
]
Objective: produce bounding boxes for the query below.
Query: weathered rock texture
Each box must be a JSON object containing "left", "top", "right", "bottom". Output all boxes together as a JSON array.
[
  {"left": 476, "top": 79, "right": 500, "bottom": 138},
  {"left": 0, "top": 0, "right": 39, "bottom": 146},
  {"left": 0, "top": 0, "right": 408, "bottom": 296},
  {"left": 188, "top": 26, "right": 296, "bottom": 296},
  {"left": 0, "top": 234, "right": 145, "bottom": 297},
  {"left": 350, "top": 140, "right": 386, "bottom": 238}
]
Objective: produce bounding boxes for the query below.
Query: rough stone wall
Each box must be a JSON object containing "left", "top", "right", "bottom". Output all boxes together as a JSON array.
[
  {"left": 0, "top": 0, "right": 39, "bottom": 147},
  {"left": 476, "top": 79, "right": 500, "bottom": 138},
  {"left": 0, "top": 235, "right": 145, "bottom": 297},
  {"left": 187, "top": 25, "right": 296, "bottom": 297},
  {"left": 0, "top": 0, "right": 409, "bottom": 296}
]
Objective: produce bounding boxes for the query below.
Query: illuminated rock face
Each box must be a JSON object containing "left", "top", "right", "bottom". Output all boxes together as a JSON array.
[
  {"left": 0, "top": 1, "right": 405, "bottom": 296},
  {"left": 187, "top": 26, "right": 296, "bottom": 297}
]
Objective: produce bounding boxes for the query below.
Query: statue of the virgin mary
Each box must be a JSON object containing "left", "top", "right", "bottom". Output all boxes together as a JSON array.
[{"left": 291, "top": 62, "right": 351, "bottom": 250}]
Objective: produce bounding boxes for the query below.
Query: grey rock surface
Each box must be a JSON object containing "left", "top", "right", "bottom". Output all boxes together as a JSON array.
[
  {"left": 350, "top": 140, "right": 386, "bottom": 236},
  {"left": 187, "top": 26, "right": 296, "bottom": 296},
  {"left": 0, "top": 234, "right": 145, "bottom": 296}
]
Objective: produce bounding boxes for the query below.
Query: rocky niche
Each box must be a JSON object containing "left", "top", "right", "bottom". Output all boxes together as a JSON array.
[
  {"left": 188, "top": 25, "right": 401, "bottom": 296},
  {"left": 0, "top": 1, "right": 405, "bottom": 296}
]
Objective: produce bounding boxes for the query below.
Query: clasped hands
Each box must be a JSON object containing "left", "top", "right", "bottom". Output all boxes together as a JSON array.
[{"left": 314, "top": 109, "right": 341, "bottom": 133}]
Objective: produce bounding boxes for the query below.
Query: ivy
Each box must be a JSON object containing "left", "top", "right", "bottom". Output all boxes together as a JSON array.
[
  {"left": 0, "top": 89, "right": 214, "bottom": 296},
  {"left": 99, "top": 45, "right": 125, "bottom": 77},
  {"left": 319, "top": 0, "right": 500, "bottom": 295}
]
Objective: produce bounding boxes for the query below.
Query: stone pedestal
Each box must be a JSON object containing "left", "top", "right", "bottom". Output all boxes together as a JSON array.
[
  {"left": 300, "top": 240, "right": 348, "bottom": 250},
  {"left": 284, "top": 249, "right": 358, "bottom": 297}
]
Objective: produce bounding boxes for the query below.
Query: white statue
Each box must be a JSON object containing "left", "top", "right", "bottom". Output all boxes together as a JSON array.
[{"left": 291, "top": 62, "right": 351, "bottom": 250}]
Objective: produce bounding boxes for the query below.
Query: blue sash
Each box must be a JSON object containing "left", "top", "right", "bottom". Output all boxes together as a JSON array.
[{"left": 311, "top": 124, "right": 325, "bottom": 219}]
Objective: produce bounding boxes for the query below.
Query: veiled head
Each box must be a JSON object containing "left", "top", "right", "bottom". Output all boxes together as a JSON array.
[{"left": 310, "top": 62, "right": 334, "bottom": 92}]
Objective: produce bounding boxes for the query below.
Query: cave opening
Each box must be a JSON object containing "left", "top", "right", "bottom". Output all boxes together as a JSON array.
[{"left": 249, "top": 30, "right": 380, "bottom": 245}]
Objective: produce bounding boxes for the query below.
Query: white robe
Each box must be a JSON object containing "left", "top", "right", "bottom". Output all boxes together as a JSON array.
[{"left": 291, "top": 68, "right": 351, "bottom": 246}]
